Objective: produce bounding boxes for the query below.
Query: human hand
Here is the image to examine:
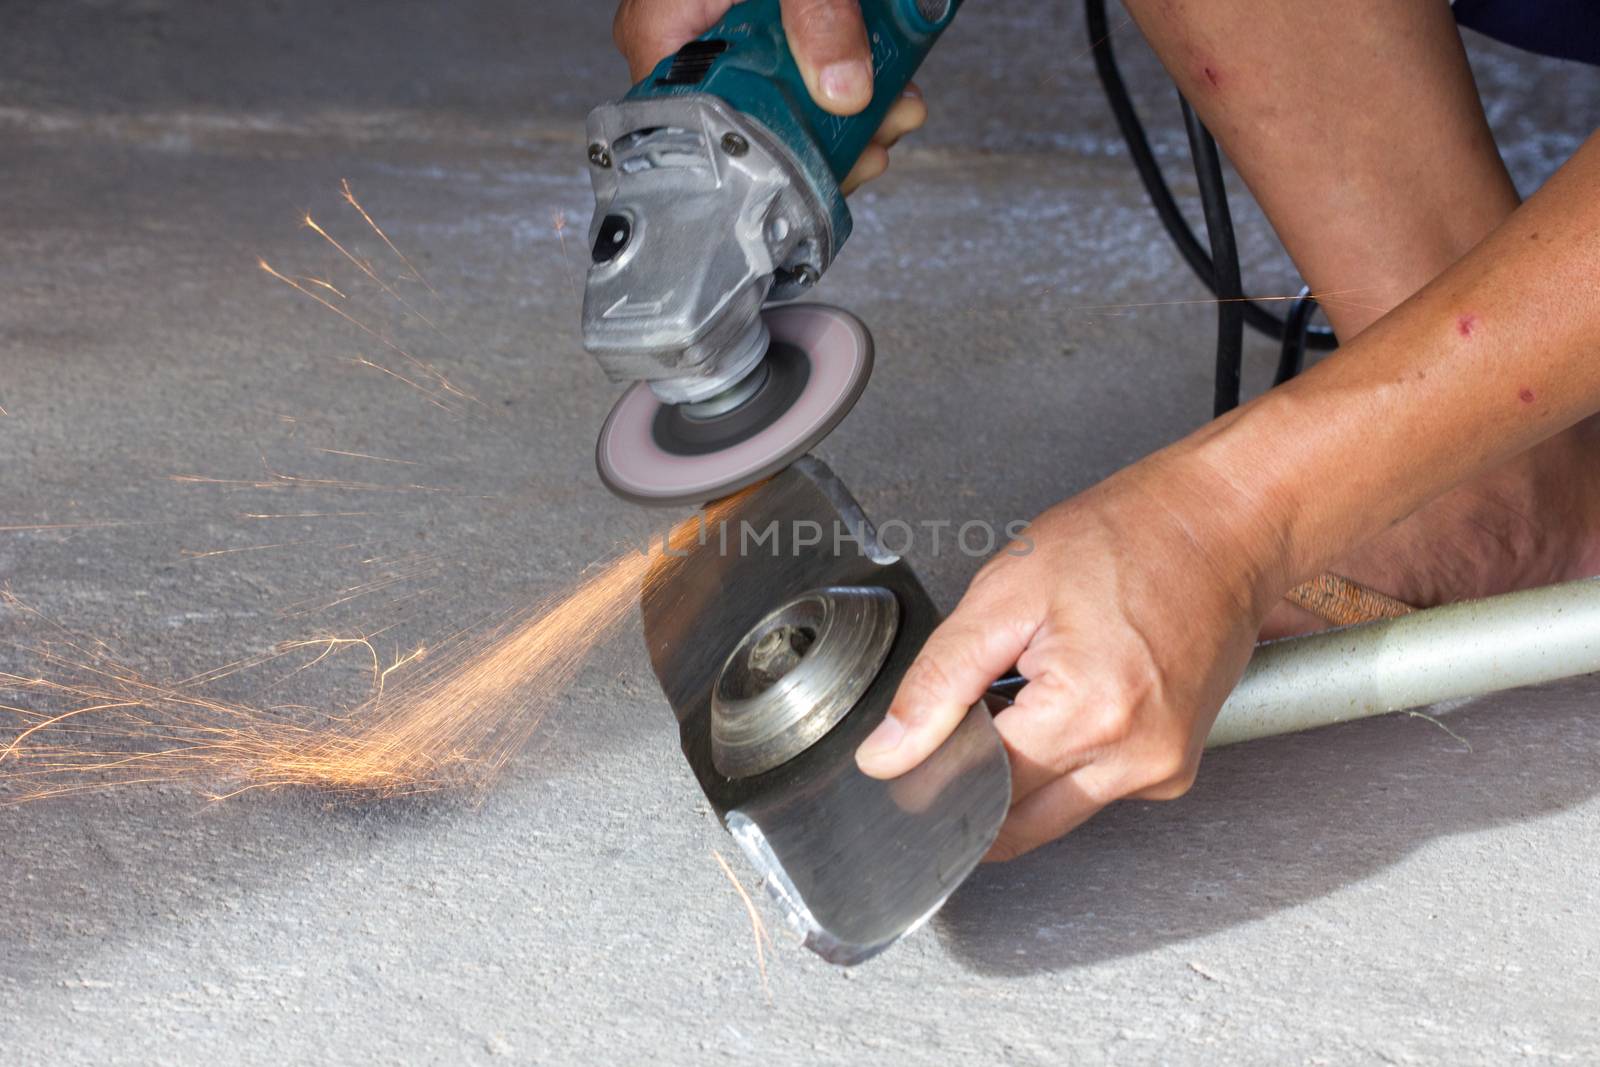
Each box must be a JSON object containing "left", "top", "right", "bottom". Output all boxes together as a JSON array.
[
  {"left": 854, "top": 451, "right": 1289, "bottom": 860},
  {"left": 610, "top": 0, "right": 928, "bottom": 192}
]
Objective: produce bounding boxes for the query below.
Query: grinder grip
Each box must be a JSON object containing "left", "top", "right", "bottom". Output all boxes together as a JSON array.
[{"left": 626, "top": 0, "right": 961, "bottom": 246}]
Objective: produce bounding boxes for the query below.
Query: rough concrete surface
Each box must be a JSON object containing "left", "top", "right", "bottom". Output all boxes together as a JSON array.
[{"left": 2, "top": 2, "right": 1598, "bottom": 1063}]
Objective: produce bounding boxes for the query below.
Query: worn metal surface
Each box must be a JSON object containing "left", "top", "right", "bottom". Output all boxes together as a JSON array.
[
  {"left": 640, "top": 457, "right": 1010, "bottom": 964},
  {"left": 709, "top": 584, "right": 900, "bottom": 779}
]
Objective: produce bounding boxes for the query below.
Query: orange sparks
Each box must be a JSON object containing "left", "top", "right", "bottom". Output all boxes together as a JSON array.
[
  {"left": 0, "top": 521, "right": 152, "bottom": 533},
  {"left": 553, "top": 210, "right": 578, "bottom": 306},
  {"left": 0, "top": 506, "right": 729, "bottom": 804},
  {"left": 315, "top": 448, "right": 420, "bottom": 466},
  {"left": 276, "top": 557, "right": 447, "bottom": 618},
  {"left": 261, "top": 548, "right": 659, "bottom": 793},
  {"left": 257, "top": 257, "right": 475, "bottom": 413},
  {"left": 2, "top": 178, "right": 744, "bottom": 811},
  {"left": 340, "top": 178, "right": 439, "bottom": 297},
  {"left": 238, "top": 511, "right": 378, "bottom": 520},
  {"left": 713, "top": 848, "right": 775, "bottom": 1002},
  {"left": 170, "top": 467, "right": 458, "bottom": 494},
  {"left": 177, "top": 536, "right": 371, "bottom": 561},
  {"left": 297, "top": 276, "right": 348, "bottom": 299},
  {"left": 301, "top": 211, "right": 440, "bottom": 332},
  {"left": 347, "top": 354, "right": 462, "bottom": 415}
]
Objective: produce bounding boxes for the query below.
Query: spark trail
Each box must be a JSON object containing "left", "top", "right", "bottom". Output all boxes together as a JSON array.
[
  {"left": 1, "top": 175, "right": 688, "bottom": 805},
  {"left": 340, "top": 179, "right": 438, "bottom": 297},
  {"left": 0, "top": 508, "right": 716, "bottom": 803}
]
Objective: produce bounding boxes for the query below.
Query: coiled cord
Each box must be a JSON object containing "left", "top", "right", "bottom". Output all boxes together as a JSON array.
[{"left": 1084, "top": 0, "right": 1338, "bottom": 415}]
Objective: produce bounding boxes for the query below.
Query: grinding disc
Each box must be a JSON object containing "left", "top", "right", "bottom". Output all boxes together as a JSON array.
[{"left": 595, "top": 304, "right": 874, "bottom": 506}]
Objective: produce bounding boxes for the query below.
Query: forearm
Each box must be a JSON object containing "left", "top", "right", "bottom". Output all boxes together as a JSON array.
[{"left": 1180, "top": 131, "right": 1600, "bottom": 595}]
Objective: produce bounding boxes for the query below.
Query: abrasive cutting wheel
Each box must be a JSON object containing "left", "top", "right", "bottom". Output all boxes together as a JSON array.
[{"left": 595, "top": 304, "right": 874, "bottom": 507}]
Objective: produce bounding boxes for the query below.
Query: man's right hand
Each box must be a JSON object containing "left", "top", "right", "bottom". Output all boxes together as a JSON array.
[{"left": 610, "top": 0, "right": 927, "bottom": 193}]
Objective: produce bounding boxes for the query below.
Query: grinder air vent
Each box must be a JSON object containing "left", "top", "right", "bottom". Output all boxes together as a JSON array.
[{"left": 657, "top": 39, "right": 730, "bottom": 86}]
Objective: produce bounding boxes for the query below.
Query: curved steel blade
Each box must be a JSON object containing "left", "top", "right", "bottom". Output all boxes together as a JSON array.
[{"left": 640, "top": 456, "right": 1011, "bottom": 964}]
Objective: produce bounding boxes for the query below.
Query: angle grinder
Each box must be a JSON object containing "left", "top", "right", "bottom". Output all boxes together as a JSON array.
[{"left": 581, "top": 0, "right": 964, "bottom": 505}]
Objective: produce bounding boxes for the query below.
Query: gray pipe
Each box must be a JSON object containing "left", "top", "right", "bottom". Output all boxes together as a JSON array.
[{"left": 1208, "top": 577, "right": 1600, "bottom": 747}]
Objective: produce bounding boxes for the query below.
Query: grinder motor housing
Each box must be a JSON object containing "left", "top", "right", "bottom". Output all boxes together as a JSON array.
[{"left": 582, "top": 0, "right": 964, "bottom": 404}]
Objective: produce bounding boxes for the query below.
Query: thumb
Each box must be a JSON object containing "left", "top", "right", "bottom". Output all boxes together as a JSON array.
[
  {"left": 856, "top": 579, "right": 1040, "bottom": 779},
  {"left": 781, "top": 0, "right": 874, "bottom": 115}
]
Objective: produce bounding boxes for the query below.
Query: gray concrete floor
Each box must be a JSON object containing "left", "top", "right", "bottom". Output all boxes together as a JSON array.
[{"left": 3, "top": 2, "right": 1599, "bottom": 1063}]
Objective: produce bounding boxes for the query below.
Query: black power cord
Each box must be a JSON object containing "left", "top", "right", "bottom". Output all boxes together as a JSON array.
[
  {"left": 1276, "top": 285, "right": 1318, "bottom": 386},
  {"left": 1084, "top": 0, "right": 1337, "bottom": 414},
  {"left": 1180, "top": 98, "right": 1245, "bottom": 416}
]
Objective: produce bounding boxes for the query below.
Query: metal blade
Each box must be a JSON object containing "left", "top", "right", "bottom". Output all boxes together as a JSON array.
[{"left": 640, "top": 456, "right": 1011, "bottom": 964}]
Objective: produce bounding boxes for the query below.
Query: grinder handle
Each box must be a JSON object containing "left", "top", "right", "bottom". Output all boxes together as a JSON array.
[
  {"left": 984, "top": 667, "right": 1027, "bottom": 712},
  {"left": 626, "top": 0, "right": 963, "bottom": 186}
]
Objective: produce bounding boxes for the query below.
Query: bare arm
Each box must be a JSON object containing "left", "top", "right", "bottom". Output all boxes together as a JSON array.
[
  {"left": 858, "top": 134, "right": 1600, "bottom": 857},
  {"left": 856, "top": 0, "right": 1600, "bottom": 855},
  {"left": 1191, "top": 132, "right": 1600, "bottom": 595}
]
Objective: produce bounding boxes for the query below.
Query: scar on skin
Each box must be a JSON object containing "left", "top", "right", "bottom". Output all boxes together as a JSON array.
[
  {"left": 1519, "top": 387, "right": 1537, "bottom": 404},
  {"left": 1202, "top": 66, "right": 1221, "bottom": 87},
  {"left": 1456, "top": 313, "right": 1479, "bottom": 338}
]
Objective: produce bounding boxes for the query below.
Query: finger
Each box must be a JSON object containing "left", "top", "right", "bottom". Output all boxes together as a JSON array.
[
  {"left": 856, "top": 580, "right": 1041, "bottom": 779},
  {"left": 998, "top": 662, "right": 1202, "bottom": 811},
  {"left": 983, "top": 763, "right": 1123, "bottom": 862},
  {"left": 870, "top": 85, "right": 927, "bottom": 148},
  {"left": 613, "top": 0, "right": 734, "bottom": 81},
  {"left": 840, "top": 145, "right": 887, "bottom": 195},
  {"left": 781, "top": 0, "right": 874, "bottom": 115},
  {"left": 842, "top": 87, "right": 925, "bottom": 194}
]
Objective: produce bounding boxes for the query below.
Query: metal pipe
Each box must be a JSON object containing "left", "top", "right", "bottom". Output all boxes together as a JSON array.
[{"left": 1209, "top": 577, "right": 1600, "bottom": 747}]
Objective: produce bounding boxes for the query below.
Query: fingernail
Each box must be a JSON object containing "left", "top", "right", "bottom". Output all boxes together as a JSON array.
[
  {"left": 819, "top": 60, "right": 871, "bottom": 105},
  {"left": 901, "top": 84, "right": 923, "bottom": 99},
  {"left": 856, "top": 712, "right": 906, "bottom": 764}
]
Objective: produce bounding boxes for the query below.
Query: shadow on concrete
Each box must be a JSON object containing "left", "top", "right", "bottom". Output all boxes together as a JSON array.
[{"left": 935, "top": 677, "right": 1600, "bottom": 975}]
